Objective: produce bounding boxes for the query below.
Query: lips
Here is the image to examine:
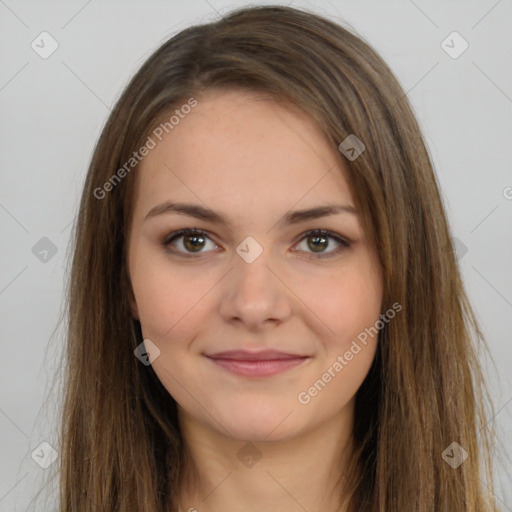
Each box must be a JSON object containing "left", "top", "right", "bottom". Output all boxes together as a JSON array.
[
  {"left": 206, "top": 349, "right": 308, "bottom": 360},
  {"left": 205, "top": 349, "right": 310, "bottom": 377}
]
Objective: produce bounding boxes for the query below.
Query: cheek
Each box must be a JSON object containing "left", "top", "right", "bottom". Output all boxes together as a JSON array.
[
  {"left": 130, "top": 253, "right": 213, "bottom": 347},
  {"left": 130, "top": 248, "right": 177, "bottom": 334},
  {"left": 304, "top": 271, "right": 382, "bottom": 345}
]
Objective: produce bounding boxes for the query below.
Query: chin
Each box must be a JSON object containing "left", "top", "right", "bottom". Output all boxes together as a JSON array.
[
  {"left": 226, "top": 420, "right": 293, "bottom": 443},
  {"left": 215, "top": 402, "right": 303, "bottom": 443}
]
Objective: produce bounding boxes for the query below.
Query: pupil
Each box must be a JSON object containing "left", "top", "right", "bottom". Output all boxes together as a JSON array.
[
  {"left": 185, "top": 234, "right": 204, "bottom": 251},
  {"left": 309, "top": 235, "right": 327, "bottom": 252}
]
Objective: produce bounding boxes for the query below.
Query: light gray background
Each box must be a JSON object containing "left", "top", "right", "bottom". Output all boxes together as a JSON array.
[{"left": 1, "top": 0, "right": 511, "bottom": 510}]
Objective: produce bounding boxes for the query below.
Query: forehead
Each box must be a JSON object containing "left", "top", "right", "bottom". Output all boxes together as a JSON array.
[{"left": 133, "top": 89, "right": 355, "bottom": 222}]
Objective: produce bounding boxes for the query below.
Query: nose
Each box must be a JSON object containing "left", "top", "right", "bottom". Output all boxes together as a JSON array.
[{"left": 218, "top": 244, "right": 293, "bottom": 331}]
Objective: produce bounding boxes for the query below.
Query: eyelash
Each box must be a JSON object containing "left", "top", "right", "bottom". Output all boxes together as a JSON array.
[{"left": 161, "top": 228, "right": 350, "bottom": 260}]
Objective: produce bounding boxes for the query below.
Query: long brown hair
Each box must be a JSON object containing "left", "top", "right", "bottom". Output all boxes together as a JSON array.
[{"left": 42, "top": 4, "right": 505, "bottom": 511}]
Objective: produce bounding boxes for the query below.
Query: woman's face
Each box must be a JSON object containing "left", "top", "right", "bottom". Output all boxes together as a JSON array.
[{"left": 128, "top": 89, "right": 383, "bottom": 442}]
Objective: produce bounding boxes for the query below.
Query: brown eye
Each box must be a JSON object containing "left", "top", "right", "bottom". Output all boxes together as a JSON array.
[
  {"left": 293, "top": 229, "right": 350, "bottom": 259},
  {"left": 306, "top": 233, "right": 329, "bottom": 252},
  {"left": 182, "top": 232, "right": 206, "bottom": 252},
  {"left": 162, "top": 228, "right": 350, "bottom": 259},
  {"left": 162, "top": 229, "right": 217, "bottom": 255}
]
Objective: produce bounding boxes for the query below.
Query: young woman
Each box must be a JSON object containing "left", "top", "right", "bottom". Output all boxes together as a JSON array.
[{"left": 51, "top": 5, "right": 503, "bottom": 511}]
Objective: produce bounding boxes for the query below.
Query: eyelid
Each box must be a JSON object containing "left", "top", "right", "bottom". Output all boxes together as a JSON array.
[
  {"left": 291, "top": 229, "right": 350, "bottom": 260},
  {"left": 162, "top": 227, "right": 350, "bottom": 258},
  {"left": 162, "top": 228, "right": 220, "bottom": 254}
]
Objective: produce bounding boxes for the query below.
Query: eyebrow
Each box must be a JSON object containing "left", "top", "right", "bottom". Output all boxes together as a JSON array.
[{"left": 144, "top": 201, "right": 358, "bottom": 228}]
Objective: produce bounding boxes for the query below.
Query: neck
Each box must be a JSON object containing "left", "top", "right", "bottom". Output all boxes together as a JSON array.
[{"left": 177, "top": 403, "right": 358, "bottom": 512}]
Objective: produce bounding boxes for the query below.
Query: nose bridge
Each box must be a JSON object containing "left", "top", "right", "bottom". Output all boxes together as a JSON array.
[
  {"left": 219, "top": 235, "right": 291, "bottom": 327},
  {"left": 233, "top": 236, "right": 278, "bottom": 299},
  {"left": 235, "top": 242, "right": 273, "bottom": 290}
]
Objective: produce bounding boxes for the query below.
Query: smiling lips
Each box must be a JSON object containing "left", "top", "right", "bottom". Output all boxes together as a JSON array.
[{"left": 205, "top": 349, "right": 310, "bottom": 377}]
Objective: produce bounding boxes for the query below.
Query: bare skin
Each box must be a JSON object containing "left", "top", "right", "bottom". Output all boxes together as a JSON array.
[{"left": 128, "top": 89, "right": 383, "bottom": 512}]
